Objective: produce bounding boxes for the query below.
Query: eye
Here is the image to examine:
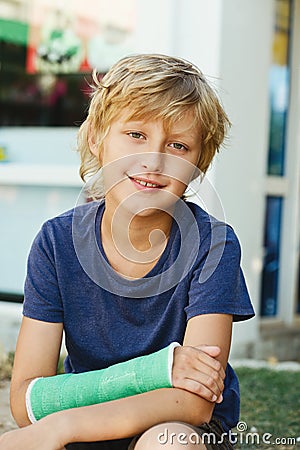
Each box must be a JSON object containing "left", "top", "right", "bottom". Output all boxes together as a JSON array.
[
  {"left": 128, "top": 132, "right": 145, "bottom": 140},
  {"left": 169, "top": 142, "right": 188, "bottom": 151}
]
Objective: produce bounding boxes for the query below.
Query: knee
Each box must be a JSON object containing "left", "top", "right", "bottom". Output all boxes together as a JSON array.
[{"left": 133, "top": 422, "right": 207, "bottom": 449}]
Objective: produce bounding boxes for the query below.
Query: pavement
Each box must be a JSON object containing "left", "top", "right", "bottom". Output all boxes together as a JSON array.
[
  {"left": 0, "top": 381, "right": 17, "bottom": 434},
  {"left": 230, "top": 358, "right": 300, "bottom": 371}
]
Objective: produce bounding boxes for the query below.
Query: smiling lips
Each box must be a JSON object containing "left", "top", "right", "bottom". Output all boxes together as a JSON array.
[{"left": 129, "top": 176, "right": 164, "bottom": 190}]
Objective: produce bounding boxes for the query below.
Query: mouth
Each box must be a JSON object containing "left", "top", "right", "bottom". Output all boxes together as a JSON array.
[{"left": 128, "top": 176, "right": 165, "bottom": 190}]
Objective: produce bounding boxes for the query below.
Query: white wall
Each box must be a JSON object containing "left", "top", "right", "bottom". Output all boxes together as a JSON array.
[
  {"left": 134, "top": 0, "right": 223, "bottom": 77},
  {"left": 213, "top": 0, "right": 274, "bottom": 352},
  {"left": 0, "top": 128, "right": 82, "bottom": 294},
  {"left": 0, "top": 127, "right": 79, "bottom": 165}
]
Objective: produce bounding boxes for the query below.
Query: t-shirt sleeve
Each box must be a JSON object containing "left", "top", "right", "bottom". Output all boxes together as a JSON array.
[
  {"left": 185, "top": 223, "right": 255, "bottom": 322},
  {"left": 23, "top": 222, "right": 64, "bottom": 323}
]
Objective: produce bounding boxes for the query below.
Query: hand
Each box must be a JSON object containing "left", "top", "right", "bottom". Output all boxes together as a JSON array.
[
  {"left": 172, "top": 345, "right": 225, "bottom": 403},
  {"left": 0, "top": 420, "right": 66, "bottom": 450}
]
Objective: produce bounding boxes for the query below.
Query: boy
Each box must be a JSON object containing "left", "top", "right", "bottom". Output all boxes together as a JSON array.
[{"left": 2, "top": 54, "right": 254, "bottom": 449}]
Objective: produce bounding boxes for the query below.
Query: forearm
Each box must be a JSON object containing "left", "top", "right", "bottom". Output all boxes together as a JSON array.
[
  {"left": 49, "top": 388, "right": 214, "bottom": 445},
  {"left": 10, "top": 378, "right": 36, "bottom": 427}
]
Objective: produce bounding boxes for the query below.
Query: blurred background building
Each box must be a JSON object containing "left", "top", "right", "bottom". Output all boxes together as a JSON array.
[{"left": 0, "top": 0, "right": 299, "bottom": 360}]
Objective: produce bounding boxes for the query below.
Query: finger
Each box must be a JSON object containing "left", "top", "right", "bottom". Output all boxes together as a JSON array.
[
  {"left": 216, "top": 393, "right": 223, "bottom": 404},
  {"left": 174, "top": 377, "right": 220, "bottom": 402},
  {"left": 195, "top": 346, "right": 226, "bottom": 377},
  {"left": 193, "top": 348, "right": 226, "bottom": 380},
  {"left": 196, "top": 345, "right": 221, "bottom": 357},
  {"left": 196, "top": 366, "right": 224, "bottom": 398},
  {"left": 191, "top": 357, "right": 225, "bottom": 393},
  {"left": 182, "top": 345, "right": 219, "bottom": 368},
  {"left": 174, "top": 346, "right": 225, "bottom": 382},
  {"left": 173, "top": 366, "right": 223, "bottom": 400},
  {"left": 172, "top": 346, "right": 225, "bottom": 394},
  {"left": 199, "top": 362, "right": 224, "bottom": 394}
]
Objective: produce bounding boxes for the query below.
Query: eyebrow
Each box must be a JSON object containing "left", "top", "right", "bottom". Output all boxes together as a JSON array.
[
  {"left": 170, "top": 130, "right": 198, "bottom": 137},
  {"left": 121, "top": 118, "right": 201, "bottom": 142},
  {"left": 121, "top": 120, "right": 147, "bottom": 127},
  {"left": 123, "top": 121, "right": 198, "bottom": 134},
  {"left": 169, "top": 128, "right": 201, "bottom": 143}
]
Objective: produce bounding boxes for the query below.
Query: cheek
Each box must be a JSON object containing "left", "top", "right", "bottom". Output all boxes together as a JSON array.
[
  {"left": 101, "top": 153, "right": 131, "bottom": 194},
  {"left": 101, "top": 135, "right": 126, "bottom": 164},
  {"left": 169, "top": 180, "right": 188, "bottom": 197},
  {"left": 171, "top": 166, "right": 198, "bottom": 187}
]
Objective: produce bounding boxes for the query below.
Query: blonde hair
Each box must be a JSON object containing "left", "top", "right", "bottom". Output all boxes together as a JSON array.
[{"left": 77, "top": 53, "right": 231, "bottom": 184}]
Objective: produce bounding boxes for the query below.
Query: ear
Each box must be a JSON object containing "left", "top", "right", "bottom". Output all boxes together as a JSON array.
[
  {"left": 88, "top": 132, "right": 99, "bottom": 158},
  {"left": 88, "top": 127, "right": 103, "bottom": 166}
]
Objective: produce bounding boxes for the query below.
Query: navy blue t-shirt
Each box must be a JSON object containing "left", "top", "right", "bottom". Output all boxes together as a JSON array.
[{"left": 23, "top": 200, "right": 254, "bottom": 432}]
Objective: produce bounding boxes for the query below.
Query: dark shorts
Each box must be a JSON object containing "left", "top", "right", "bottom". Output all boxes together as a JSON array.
[{"left": 65, "top": 417, "right": 234, "bottom": 449}]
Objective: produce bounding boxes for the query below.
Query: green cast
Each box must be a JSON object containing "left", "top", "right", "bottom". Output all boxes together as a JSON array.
[{"left": 26, "top": 342, "right": 179, "bottom": 422}]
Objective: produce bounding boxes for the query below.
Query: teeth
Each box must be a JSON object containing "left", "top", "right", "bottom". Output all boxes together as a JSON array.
[{"left": 134, "top": 179, "right": 160, "bottom": 188}]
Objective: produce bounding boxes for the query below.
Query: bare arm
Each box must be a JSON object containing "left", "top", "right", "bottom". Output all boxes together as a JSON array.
[
  {"left": 183, "top": 313, "right": 232, "bottom": 374},
  {"left": 1, "top": 386, "right": 219, "bottom": 450},
  {"left": 10, "top": 317, "right": 63, "bottom": 427}
]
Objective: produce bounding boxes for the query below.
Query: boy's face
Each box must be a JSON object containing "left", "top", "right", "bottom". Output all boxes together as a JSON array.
[{"left": 90, "top": 108, "right": 202, "bottom": 216}]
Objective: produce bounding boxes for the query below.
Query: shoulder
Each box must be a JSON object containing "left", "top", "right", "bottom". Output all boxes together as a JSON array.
[
  {"left": 185, "top": 201, "right": 240, "bottom": 249},
  {"left": 185, "top": 200, "right": 227, "bottom": 230},
  {"left": 41, "top": 200, "right": 102, "bottom": 236},
  {"left": 47, "top": 200, "right": 102, "bottom": 225},
  {"left": 31, "top": 201, "right": 103, "bottom": 256}
]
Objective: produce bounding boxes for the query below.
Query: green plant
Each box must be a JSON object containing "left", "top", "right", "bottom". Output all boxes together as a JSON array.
[{"left": 234, "top": 367, "right": 300, "bottom": 449}]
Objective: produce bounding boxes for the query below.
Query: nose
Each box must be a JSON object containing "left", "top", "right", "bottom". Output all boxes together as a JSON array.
[{"left": 141, "top": 151, "right": 164, "bottom": 173}]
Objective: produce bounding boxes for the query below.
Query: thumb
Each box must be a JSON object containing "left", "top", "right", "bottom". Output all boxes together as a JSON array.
[{"left": 196, "top": 344, "right": 221, "bottom": 357}]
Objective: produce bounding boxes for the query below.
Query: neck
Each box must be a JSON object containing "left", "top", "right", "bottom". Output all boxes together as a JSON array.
[{"left": 101, "top": 201, "right": 173, "bottom": 264}]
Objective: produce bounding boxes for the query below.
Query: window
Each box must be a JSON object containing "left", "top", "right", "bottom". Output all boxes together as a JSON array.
[
  {"left": 260, "top": 196, "right": 283, "bottom": 316},
  {"left": 267, "top": 0, "right": 292, "bottom": 176},
  {"left": 0, "top": 1, "right": 136, "bottom": 127},
  {"left": 260, "top": 0, "right": 293, "bottom": 317},
  {"left": 0, "top": 39, "right": 91, "bottom": 127}
]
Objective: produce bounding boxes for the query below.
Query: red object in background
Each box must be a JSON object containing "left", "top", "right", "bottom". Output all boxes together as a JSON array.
[
  {"left": 26, "top": 45, "right": 37, "bottom": 74},
  {"left": 80, "top": 56, "right": 92, "bottom": 72}
]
